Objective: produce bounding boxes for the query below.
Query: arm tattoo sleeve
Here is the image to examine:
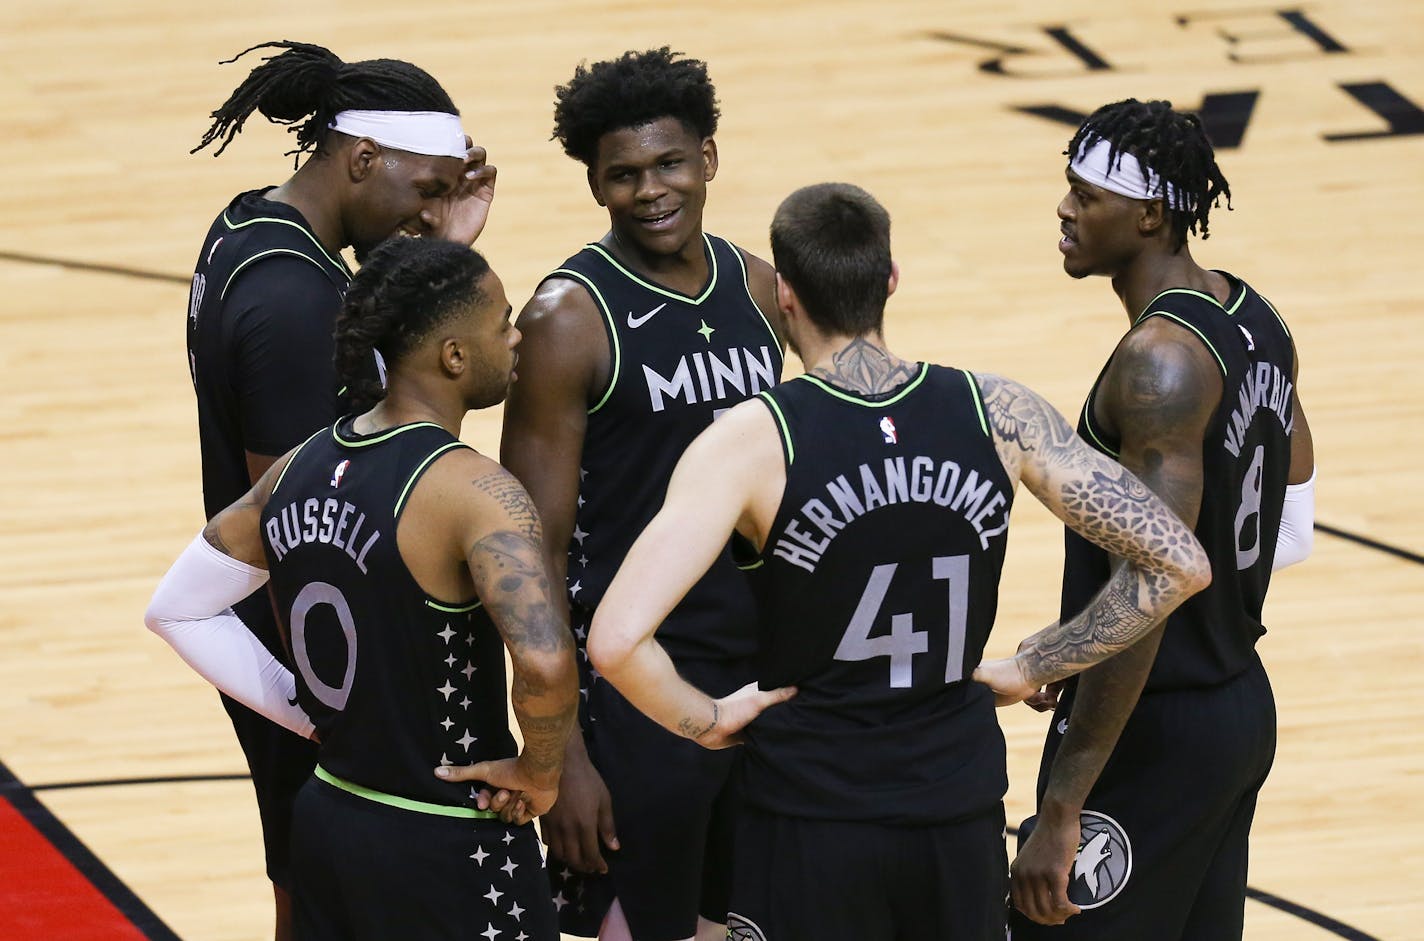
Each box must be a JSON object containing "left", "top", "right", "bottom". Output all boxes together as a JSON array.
[
  {"left": 472, "top": 470, "right": 542, "bottom": 542},
  {"left": 468, "top": 529, "right": 576, "bottom": 778},
  {"left": 976, "top": 374, "right": 1207, "bottom": 686}
]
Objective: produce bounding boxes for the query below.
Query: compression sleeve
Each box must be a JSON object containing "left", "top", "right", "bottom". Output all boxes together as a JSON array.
[
  {"left": 145, "top": 535, "right": 316, "bottom": 738},
  {"left": 1273, "top": 469, "right": 1316, "bottom": 571}
]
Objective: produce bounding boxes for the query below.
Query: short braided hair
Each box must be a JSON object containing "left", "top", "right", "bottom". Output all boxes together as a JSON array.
[{"left": 1068, "top": 99, "right": 1232, "bottom": 250}]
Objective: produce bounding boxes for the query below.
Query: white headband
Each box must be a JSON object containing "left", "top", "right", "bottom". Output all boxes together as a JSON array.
[
  {"left": 328, "top": 110, "right": 467, "bottom": 160},
  {"left": 1069, "top": 135, "right": 1195, "bottom": 212}
]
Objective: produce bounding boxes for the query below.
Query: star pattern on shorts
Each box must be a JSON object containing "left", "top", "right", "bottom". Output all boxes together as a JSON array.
[
  {"left": 457, "top": 730, "right": 477, "bottom": 751},
  {"left": 462, "top": 661, "right": 476, "bottom": 681},
  {"left": 481, "top": 924, "right": 500, "bottom": 941},
  {"left": 470, "top": 846, "right": 489, "bottom": 865},
  {"left": 501, "top": 857, "right": 518, "bottom": 878},
  {"left": 571, "top": 525, "right": 589, "bottom": 545},
  {"left": 437, "top": 681, "right": 456, "bottom": 700},
  {"left": 484, "top": 885, "right": 503, "bottom": 905}
]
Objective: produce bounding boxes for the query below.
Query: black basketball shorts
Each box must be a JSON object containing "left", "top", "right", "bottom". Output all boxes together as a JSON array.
[
  {"left": 729, "top": 803, "right": 1009, "bottom": 941},
  {"left": 1010, "top": 656, "right": 1276, "bottom": 941},
  {"left": 290, "top": 772, "right": 559, "bottom": 940}
]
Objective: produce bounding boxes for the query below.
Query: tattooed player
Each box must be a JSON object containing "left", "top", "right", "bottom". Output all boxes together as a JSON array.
[
  {"left": 586, "top": 183, "right": 1211, "bottom": 941},
  {"left": 148, "top": 238, "right": 576, "bottom": 940},
  {"left": 1010, "top": 99, "right": 1316, "bottom": 941}
]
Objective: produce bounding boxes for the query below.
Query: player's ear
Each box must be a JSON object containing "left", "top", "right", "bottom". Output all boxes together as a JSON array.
[
  {"left": 775, "top": 271, "right": 797, "bottom": 318},
  {"left": 702, "top": 137, "right": 719, "bottom": 183},
  {"left": 441, "top": 336, "right": 466, "bottom": 377},
  {"left": 586, "top": 166, "right": 606, "bottom": 208},
  {"left": 1138, "top": 198, "right": 1167, "bottom": 238},
  {"left": 349, "top": 139, "right": 381, "bottom": 183},
  {"left": 887, "top": 260, "right": 900, "bottom": 298}
]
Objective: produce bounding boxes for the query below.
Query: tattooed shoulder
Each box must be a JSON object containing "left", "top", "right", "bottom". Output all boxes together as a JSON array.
[
  {"left": 975, "top": 372, "right": 1078, "bottom": 465},
  {"left": 472, "top": 469, "right": 542, "bottom": 541}
]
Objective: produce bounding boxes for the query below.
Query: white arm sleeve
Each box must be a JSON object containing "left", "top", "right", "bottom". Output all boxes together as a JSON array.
[
  {"left": 1272, "top": 470, "right": 1316, "bottom": 571},
  {"left": 145, "top": 535, "right": 316, "bottom": 739}
]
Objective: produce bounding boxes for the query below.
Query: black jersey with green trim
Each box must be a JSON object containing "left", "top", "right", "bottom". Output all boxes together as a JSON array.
[
  {"left": 188, "top": 188, "right": 354, "bottom": 521},
  {"left": 740, "top": 364, "right": 1014, "bottom": 824},
  {"left": 259, "top": 419, "right": 516, "bottom": 809},
  {"left": 1060, "top": 272, "right": 1296, "bottom": 692},
  {"left": 548, "top": 235, "right": 783, "bottom": 661}
]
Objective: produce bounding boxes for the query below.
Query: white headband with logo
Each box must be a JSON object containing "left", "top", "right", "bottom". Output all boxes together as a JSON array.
[
  {"left": 1069, "top": 135, "right": 1195, "bottom": 211},
  {"left": 328, "top": 110, "right": 467, "bottom": 159}
]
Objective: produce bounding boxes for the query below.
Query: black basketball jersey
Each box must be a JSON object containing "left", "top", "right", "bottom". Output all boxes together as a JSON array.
[
  {"left": 739, "top": 365, "right": 1014, "bottom": 824},
  {"left": 187, "top": 188, "right": 353, "bottom": 520},
  {"left": 1060, "top": 273, "right": 1296, "bottom": 691},
  {"left": 188, "top": 190, "right": 354, "bottom": 660},
  {"left": 259, "top": 419, "right": 516, "bottom": 808},
  {"left": 548, "top": 235, "right": 783, "bottom": 661}
]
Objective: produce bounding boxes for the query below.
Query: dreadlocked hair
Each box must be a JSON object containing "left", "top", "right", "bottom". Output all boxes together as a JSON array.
[
  {"left": 1067, "top": 99, "right": 1232, "bottom": 250},
  {"left": 553, "top": 47, "right": 719, "bottom": 166},
  {"left": 335, "top": 237, "right": 490, "bottom": 413},
  {"left": 192, "top": 40, "right": 457, "bottom": 166}
]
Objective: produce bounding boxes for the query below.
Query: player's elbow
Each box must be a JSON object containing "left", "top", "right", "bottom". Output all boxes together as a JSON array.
[
  {"left": 1180, "top": 540, "right": 1213, "bottom": 597},
  {"left": 586, "top": 615, "right": 635, "bottom": 681}
]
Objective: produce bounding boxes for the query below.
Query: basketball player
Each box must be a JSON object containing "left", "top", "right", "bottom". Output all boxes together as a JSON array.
[
  {"left": 184, "top": 40, "right": 495, "bottom": 937},
  {"left": 1008, "top": 100, "right": 1317, "bottom": 939},
  {"left": 586, "top": 182, "right": 1213, "bottom": 941},
  {"left": 499, "top": 48, "right": 783, "bottom": 941},
  {"left": 149, "top": 237, "right": 577, "bottom": 940}
]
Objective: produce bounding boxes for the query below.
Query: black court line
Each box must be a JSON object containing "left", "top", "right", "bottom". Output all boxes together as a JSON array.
[
  {"left": 13, "top": 772, "right": 252, "bottom": 793},
  {"left": 0, "top": 759, "right": 182, "bottom": 941},
  {"left": 0, "top": 249, "right": 189, "bottom": 285},
  {"left": 1003, "top": 825, "right": 1384, "bottom": 940},
  {"left": 1315, "top": 522, "right": 1424, "bottom": 566}
]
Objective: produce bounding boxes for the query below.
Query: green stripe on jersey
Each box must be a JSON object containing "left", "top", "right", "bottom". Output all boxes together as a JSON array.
[
  {"left": 757, "top": 392, "right": 795, "bottom": 466},
  {"left": 315, "top": 766, "right": 500, "bottom": 819},
  {"left": 797, "top": 363, "right": 930, "bottom": 407}
]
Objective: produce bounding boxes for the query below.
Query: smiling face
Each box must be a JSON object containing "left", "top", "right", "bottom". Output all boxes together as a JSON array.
[
  {"left": 587, "top": 116, "right": 717, "bottom": 260},
  {"left": 347, "top": 145, "right": 467, "bottom": 263},
  {"left": 1056, "top": 167, "right": 1154, "bottom": 280}
]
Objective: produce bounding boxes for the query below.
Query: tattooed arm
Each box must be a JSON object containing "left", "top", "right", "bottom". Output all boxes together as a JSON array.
[
  {"left": 437, "top": 462, "right": 578, "bottom": 824},
  {"left": 971, "top": 356, "right": 1212, "bottom": 698},
  {"left": 586, "top": 400, "right": 796, "bottom": 748},
  {"left": 984, "top": 321, "right": 1220, "bottom": 926}
]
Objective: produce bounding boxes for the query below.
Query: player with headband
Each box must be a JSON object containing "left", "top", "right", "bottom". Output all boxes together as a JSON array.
[
  {"left": 179, "top": 40, "right": 495, "bottom": 940},
  {"left": 1010, "top": 98, "right": 1316, "bottom": 940}
]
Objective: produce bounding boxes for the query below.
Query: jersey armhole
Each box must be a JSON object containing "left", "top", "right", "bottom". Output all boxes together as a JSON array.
[
  {"left": 393, "top": 441, "right": 474, "bottom": 526},
  {"left": 722, "top": 237, "right": 782, "bottom": 349},
  {"left": 269, "top": 426, "right": 329, "bottom": 496},
  {"left": 959, "top": 369, "right": 991, "bottom": 438},
  {"left": 544, "top": 269, "right": 621, "bottom": 416},
  {"left": 220, "top": 248, "right": 338, "bottom": 302},
  {"left": 756, "top": 391, "right": 795, "bottom": 467},
  {"left": 1136, "top": 309, "right": 1229, "bottom": 377}
]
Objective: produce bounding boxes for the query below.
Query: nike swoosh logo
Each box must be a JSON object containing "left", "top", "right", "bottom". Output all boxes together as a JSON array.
[{"left": 626, "top": 303, "right": 667, "bottom": 329}]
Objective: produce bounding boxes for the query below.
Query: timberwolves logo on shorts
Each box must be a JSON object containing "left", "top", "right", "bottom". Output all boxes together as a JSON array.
[
  {"left": 1068, "top": 810, "right": 1132, "bottom": 909},
  {"left": 727, "top": 912, "right": 768, "bottom": 941}
]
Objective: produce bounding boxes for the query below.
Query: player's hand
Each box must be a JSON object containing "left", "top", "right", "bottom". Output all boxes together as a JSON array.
[
  {"left": 426, "top": 141, "right": 497, "bottom": 245},
  {"left": 539, "top": 744, "right": 619, "bottom": 874},
  {"left": 434, "top": 756, "right": 555, "bottom": 826},
  {"left": 1011, "top": 812, "right": 1083, "bottom": 925},
  {"left": 698, "top": 682, "right": 797, "bottom": 749},
  {"left": 1024, "top": 680, "right": 1066, "bottom": 713},
  {"left": 972, "top": 656, "right": 1037, "bottom": 706}
]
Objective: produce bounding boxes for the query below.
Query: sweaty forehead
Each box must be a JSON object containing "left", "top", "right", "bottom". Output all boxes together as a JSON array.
[{"left": 595, "top": 117, "right": 700, "bottom": 167}]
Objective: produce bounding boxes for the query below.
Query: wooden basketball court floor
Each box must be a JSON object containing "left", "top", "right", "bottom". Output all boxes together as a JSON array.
[{"left": 1, "top": 1, "right": 1420, "bottom": 938}]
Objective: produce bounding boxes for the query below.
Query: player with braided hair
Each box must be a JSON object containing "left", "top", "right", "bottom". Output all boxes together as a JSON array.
[
  {"left": 1009, "top": 99, "right": 1316, "bottom": 940},
  {"left": 182, "top": 40, "right": 494, "bottom": 938},
  {"left": 153, "top": 237, "right": 576, "bottom": 940}
]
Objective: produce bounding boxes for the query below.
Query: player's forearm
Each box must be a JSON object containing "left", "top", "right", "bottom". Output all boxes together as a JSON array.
[
  {"left": 1039, "top": 624, "right": 1165, "bottom": 821},
  {"left": 1015, "top": 549, "right": 1204, "bottom": 689},
  {"left": 510, "top": 645, "right": 578, "bottom": 786},
  {"left": 591, "top": 630, "right": 717, "bottom": 743}
]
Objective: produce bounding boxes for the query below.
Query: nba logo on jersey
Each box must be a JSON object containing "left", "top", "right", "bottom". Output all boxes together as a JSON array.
[
  {"left": 1068, "top": 810, "right": 1133, "bottom": 910},
  {"left": 330, "top": 459, "right": 350, "bottom": 488},
  {"left": 879, "top": 415, "right": 898, "bottom": 444}
]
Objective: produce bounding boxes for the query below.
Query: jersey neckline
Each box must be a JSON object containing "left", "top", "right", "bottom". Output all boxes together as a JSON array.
[
  {"left": 583, "top": 233, "right": 719, "bottom": 305},
  {"left": 795, "top": 362, "right": 931, "bottom": 407}
]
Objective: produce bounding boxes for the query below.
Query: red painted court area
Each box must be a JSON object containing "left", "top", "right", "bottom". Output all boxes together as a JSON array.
[{"left": 0, "top": 794, "right": 150, "bottom": 941}]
